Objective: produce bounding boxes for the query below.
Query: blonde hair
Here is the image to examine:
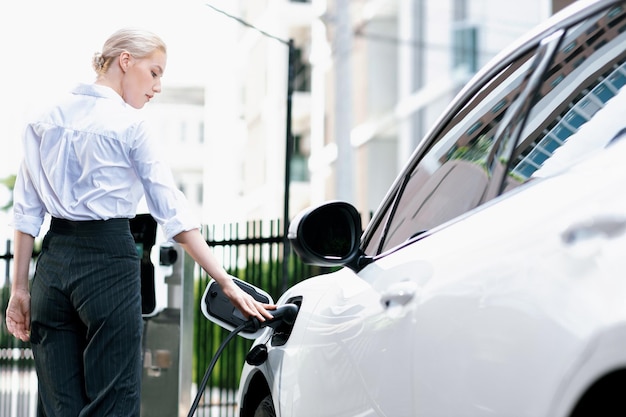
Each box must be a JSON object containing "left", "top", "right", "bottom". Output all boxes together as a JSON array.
[{"left": 92, "top": 28, "right": 167, "bottom": 75}]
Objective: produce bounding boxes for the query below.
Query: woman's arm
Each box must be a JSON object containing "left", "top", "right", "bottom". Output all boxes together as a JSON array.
[
  {"left": 173, "top": 228, "right": 275, "bottom": 321},
  {"left": 5, "top": 230, "right": 35, "bottom": 342}
]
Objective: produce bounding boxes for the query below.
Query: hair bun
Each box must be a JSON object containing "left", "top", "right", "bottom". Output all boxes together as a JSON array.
[{"left": 92, "top": 52, "right": 105, "bottom": 72}]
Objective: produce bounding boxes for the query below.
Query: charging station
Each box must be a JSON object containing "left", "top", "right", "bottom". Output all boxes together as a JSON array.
[
  {"left": 130, "top": 214, "right": 194, "bottom": 417},
  {"left": 130, "top": 214, "right": 298, "bottom": 417}
]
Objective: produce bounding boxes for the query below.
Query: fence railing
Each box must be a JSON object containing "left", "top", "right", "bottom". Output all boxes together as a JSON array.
[
  {"left": 0, "top": 219, "right": 335, "bottom": 416},
  {"left": 192, "top": 219, "right": 334, "bottom": 416}
]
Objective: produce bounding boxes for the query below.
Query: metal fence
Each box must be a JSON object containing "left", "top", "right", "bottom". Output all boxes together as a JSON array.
[
  {"left": 0, "top": 219, "right": 333, "bottom": 417},
  {"left": 192, "top": 219, "right": 332, "bottom": 416}
]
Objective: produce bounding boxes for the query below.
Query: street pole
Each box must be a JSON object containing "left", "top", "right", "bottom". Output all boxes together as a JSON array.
[
  {"left": 282, "top": 39, "right": 295, "bottom": 293},
  {"left": 202, "top": 3, "right": 295, "bottom": 293}
]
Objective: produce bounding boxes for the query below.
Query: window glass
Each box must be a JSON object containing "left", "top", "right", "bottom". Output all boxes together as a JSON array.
[
  {"left": 363, "top": 47, "right": 540, "bottom": 254},
  {"left": 364, "top": 4, "right": 626, "bottom": 256},
  {"left": 510, "top": 6, "right": 626, "bottom": 181}
]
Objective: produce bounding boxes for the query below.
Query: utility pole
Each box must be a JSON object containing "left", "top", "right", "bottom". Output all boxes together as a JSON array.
[
  {"left": 202, "top": 2, "right": 294, "bottom": 292},
  {"left": 282, "top": 39, "right": 295, "bottom": 292},
  {"left": 334, "top": 0, "right": 354, "bottom": 203}
]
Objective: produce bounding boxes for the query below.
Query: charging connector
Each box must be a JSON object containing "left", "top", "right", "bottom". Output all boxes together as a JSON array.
[
  {"left": 187, "top": 304, "right": 300, "bottom": 417},
  {"left": 243, "top": 303, "right": 299, "bottom": 331}
]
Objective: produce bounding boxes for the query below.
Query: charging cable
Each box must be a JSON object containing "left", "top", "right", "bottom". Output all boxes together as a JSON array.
[{"left": 187, "top": 304, "right": 299, "bottom": 417}]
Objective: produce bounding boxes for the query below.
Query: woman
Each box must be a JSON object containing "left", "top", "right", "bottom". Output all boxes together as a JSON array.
[{"left": 5, "top": 27, "right": 275, "bottom": 416}]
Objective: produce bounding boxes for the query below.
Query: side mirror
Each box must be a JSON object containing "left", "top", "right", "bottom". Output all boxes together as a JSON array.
[{"left": 288, "top": 201, "right": 364, "bottom": 271}]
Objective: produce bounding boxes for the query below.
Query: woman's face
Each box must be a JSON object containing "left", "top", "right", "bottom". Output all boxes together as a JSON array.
[{"left": 121, "top": 49, "right": 166, "bottom": 109}]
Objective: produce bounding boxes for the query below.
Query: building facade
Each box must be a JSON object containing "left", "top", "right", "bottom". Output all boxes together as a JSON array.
[{"left": 148, "top": 0, "right": 577, "bottom": 227}]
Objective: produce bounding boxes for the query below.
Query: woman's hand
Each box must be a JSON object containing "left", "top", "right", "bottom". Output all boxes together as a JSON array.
[
  {"left": 220, "top": 276, "right": 276, "bottom": 322},
  {"left": 174, "top": 229, "right": 277, "bottom": 321},
  {"left": 8, "top": 230, "right": 34, "bottom": 342},
  {"left": 5, "top": 288, "right": 31, "bottom": 342}
]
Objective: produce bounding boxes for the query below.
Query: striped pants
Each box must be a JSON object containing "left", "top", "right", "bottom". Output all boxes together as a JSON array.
[{"left": 30, "top": 218, "right": 142, "bottom": 417}]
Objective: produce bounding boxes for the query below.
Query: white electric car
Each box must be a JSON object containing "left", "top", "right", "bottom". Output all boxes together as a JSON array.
[{"left": 210, "top": 0, "right": 626, "bottom": 415}]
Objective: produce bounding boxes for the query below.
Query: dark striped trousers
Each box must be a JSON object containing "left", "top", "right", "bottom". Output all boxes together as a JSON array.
[{"left": 30, "top": 217, "right": 142, "bottom": 417}]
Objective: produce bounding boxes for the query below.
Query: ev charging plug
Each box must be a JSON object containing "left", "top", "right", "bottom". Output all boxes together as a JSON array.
[
  {"left": 244, "top": 303, "right": 299, "bottom": 331},
  {"left": 187, "top": 303, "right": 300, "bottom": 417}
]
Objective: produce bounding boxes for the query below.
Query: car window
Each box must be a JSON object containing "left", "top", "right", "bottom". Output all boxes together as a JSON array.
[
  {"left": 510, "top": 5, "right": 626, "bottom": 181},
  {"left": 362, "top": 46, "right": 542, "bottom": 254},
  {"left": 363, "top": 3, "right": 626, "bottom": 256}
]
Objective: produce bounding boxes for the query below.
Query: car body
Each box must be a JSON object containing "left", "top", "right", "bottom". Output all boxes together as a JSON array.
[{"left": 225, "top": 0, "right": 626, "bottom": 415}]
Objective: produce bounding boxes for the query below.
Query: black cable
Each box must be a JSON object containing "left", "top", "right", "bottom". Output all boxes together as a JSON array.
[
  {"left": 186, "top": 304, "right": 298, "bottom": 416},
  {"left": 186, "top": 320, "right": 254, "bottom": 417},
  {"left": 202, "top": 1, "right": 289, "bottom": 46}
]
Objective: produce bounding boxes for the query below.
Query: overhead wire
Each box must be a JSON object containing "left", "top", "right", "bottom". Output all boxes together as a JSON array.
[
  {"left": 202, "top": 0, "right": 507, "bottom": 61},
  {"left": 202, "top": 1, "right": 290, "bottom": 46}
]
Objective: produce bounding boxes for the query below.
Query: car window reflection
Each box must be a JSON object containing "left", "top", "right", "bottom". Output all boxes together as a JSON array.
[
  {"left": 369, "top": 4, "right": 626, "bottom": 256},
  {"left": 513, "top": 6, "right": 626, "bottom": 179},
  {"left": 377, "top": 51, "right": 539, "bottom": 251}
]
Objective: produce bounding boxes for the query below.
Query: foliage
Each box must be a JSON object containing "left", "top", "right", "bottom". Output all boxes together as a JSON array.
[
  {"left": 0, "top": 174, "right": 16, "bottom": 212},
  {"left": 192, "top": 246, "right": 337, "bottom": 390},
  {"left": 450, "top": 134, "right": 493, "bottom": 167}
]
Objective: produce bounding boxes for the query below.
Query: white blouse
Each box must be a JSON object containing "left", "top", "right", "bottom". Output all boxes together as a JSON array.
[{"left": 13, "top": 83, "right": 197, "bottom": 240}]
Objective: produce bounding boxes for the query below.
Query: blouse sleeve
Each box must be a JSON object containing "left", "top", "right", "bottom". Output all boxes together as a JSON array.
[
  {"left": 129, "top": 121, "right": 200, "bottom": 240},
  {"left": 12, "top": 161, "right": 46, "bottom": 238}
]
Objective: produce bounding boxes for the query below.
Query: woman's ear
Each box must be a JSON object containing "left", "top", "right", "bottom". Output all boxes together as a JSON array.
[{"left": 119, "top": 51, "right": 131, "bottom": 73}]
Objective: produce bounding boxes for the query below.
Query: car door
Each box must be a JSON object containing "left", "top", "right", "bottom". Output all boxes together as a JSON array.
[
  {"left": 356, "top": 3, "right": 626, "bottom": 416},
  {"left": 358, "top": 33, "right": 563, "bottom": 416}
]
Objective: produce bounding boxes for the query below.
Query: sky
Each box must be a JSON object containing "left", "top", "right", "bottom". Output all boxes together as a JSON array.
[
  {"left": 0, "top": 0, "right": 236, "bottom": 170},
  {"left": 0, "top": 0, "right": 237, "bottom": 239}
]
